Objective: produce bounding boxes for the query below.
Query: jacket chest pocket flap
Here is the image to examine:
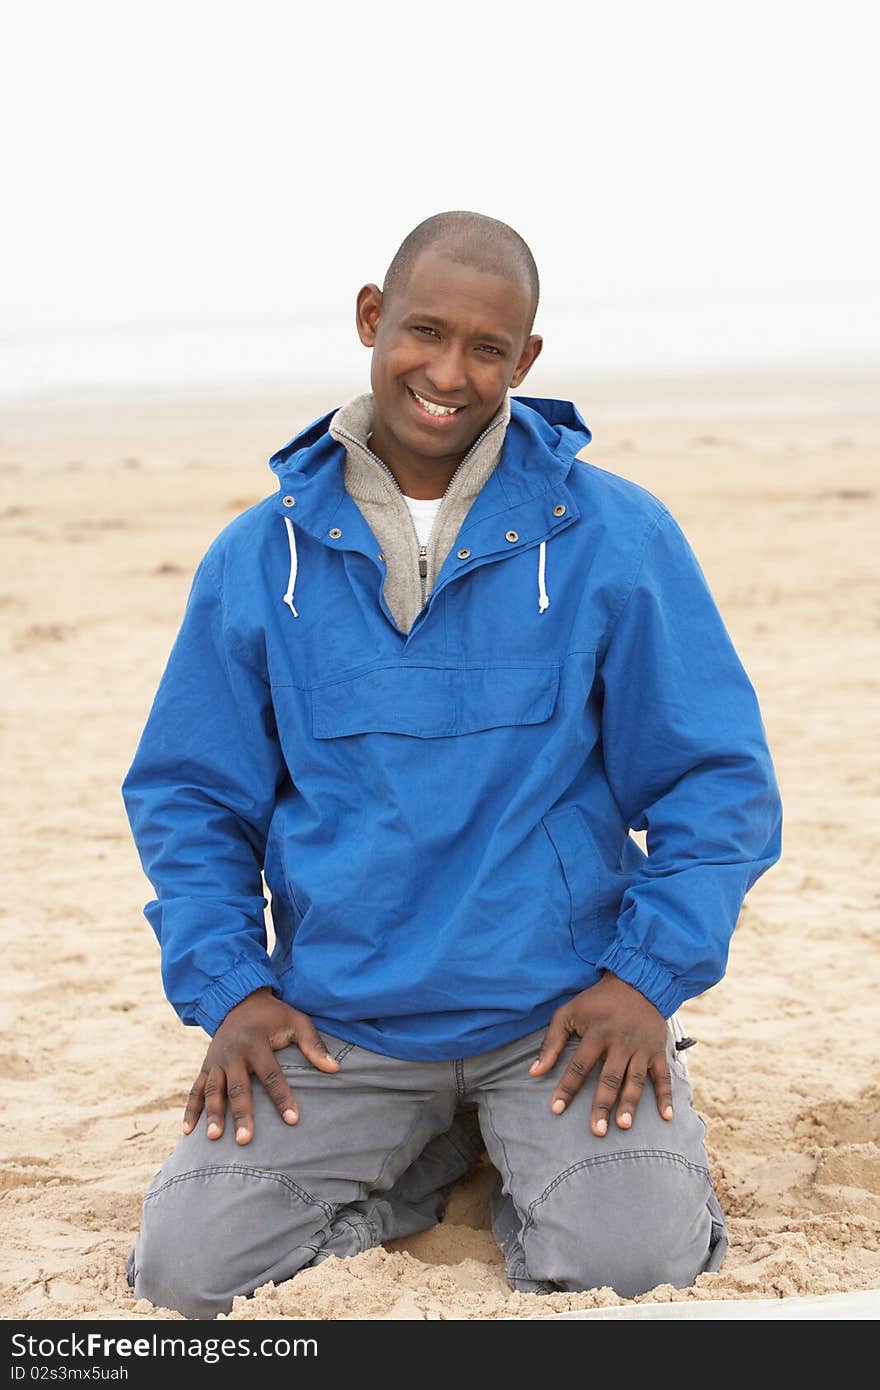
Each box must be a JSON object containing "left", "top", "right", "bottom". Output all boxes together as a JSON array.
[{"left": 310, "top": 662, "right": 560, "bottom": 739}]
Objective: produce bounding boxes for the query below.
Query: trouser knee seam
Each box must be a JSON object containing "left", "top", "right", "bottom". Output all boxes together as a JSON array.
[
  {"left": 142, "top": 1163, "right": 334, "bottom": 1220},
  {"left": 526, "top": 1148, "right": 711, "bottom": 1230},
  {"left": 479, "top": 1100, "right": 516, "bottom": 1195},
  {"left": 479, "top": 1098, "right": 533, "bottom": 1255}
]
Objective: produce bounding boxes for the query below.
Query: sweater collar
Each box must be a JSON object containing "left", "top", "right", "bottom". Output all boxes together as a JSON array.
[{"left": 328, "top": 391, "right": 511, "bottom": 506}]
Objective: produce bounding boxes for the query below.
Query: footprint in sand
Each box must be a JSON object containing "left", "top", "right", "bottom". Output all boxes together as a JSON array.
[
  {"left": 802, "top": 1086, "right": 880, "bottom": 1147},
  {"left": 78, "top": 1191, "right": 142, "bottom": 1231},
  {"left": 689, "top": 434, "right": 743, "bottom": 450},
  {"left": 0, "top": 1166, "right": 79, "bottom": 1191},
  {"left": 11, "top": 622, "right": 78, "bottom": 650},
  {"left": 0, "top": 1048, "right": 33, "bottom": 1080}
]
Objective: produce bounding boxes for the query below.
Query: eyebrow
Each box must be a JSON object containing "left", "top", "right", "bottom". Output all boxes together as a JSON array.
[{"left": 403, "top": 313, "right": 514, "bottom": 351}]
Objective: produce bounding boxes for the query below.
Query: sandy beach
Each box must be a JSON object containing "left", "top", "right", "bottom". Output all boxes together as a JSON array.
[{"left": 1, "top": 368, "right": 878, "bottom": 1320}]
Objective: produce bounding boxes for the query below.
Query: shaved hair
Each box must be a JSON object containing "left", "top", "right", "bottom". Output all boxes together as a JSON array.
[{"left": 382, "top": 211, "right": 540, "bottom": 337}]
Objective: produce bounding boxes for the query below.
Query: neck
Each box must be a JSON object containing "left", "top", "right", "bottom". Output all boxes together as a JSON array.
[{"left": 366, "top": 423, "right": 467, "bottom": 500}]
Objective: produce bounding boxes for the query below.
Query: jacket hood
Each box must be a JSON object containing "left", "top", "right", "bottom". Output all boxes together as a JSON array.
[
  {"left": 268, "top": 395, "right": 592, "bottom": 486},
  {"left": 268, "top": 395, "right": 592, "bottom": 623}
]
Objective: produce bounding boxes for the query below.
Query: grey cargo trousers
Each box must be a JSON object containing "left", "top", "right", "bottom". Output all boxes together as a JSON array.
[{"left": 127, "top": 1023, "right": 728, "bottom": 1319}]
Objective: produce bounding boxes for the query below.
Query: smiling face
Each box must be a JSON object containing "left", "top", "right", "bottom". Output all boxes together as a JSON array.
[{"left": 355, "top": 245, "right": 543, "bottom": 479}]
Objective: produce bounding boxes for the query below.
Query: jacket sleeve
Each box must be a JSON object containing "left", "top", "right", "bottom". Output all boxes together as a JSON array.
[
  {"left": 593, "top": 508, "right": 783, "bottom": 1017},
  {"left": 121, "top": 549, "right": 289, "bottom": 1034}
]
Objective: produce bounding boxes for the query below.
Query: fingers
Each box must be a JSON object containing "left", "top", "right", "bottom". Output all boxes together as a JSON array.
[
  {"left": 613, "top": 1055, "right": 648, "bottom": 1130},
  {"left": 528, "top": 1013, "right": 570, "bottom": 1077},
  {"left": 588, "top": 1048, "right": 631, "bottom": 1136},
  {"left": 182, "top": 1067, "right": 208, "bottom": 1135},
  {"left": 530, "top": 982, "right": 673, "bottom": 1137},
  {"left": 203, "top": 1065, "right": 228, "bottom": 1141},
  {"left": 549, "top": 1035, "right": 604, "bottom": 1119},
  {"left": 541, "top": 1043, "right": 675, "bottom": 1138},
  {"left": 225, "top": 1049, "right": 302, "bottom": 1144},
  {"left": 649, "top": 1051, "right": 674, "bottom": 1122},
  {"left": 225, "top": 1064, "right": 256, "bottom": 1144},
  {"left": 256, "top": 1049, "right": 301, "bottom": 1134},
  {"left": 291, "top": 1018, "right": 341, "bottom": 1073},
  {"left": 182, "top": 1009, "right": 342, "bottom": 1147}
]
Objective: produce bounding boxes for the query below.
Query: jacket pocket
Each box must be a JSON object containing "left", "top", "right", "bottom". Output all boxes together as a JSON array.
[
  {"left": 309, "top": 661, "right": 560, "bottom": 739},
  {"left": 541, "top": 805, "right": 624, "bottom": 964}
]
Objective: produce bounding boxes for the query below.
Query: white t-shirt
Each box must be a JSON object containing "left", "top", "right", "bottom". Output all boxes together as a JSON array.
[{"left": 402, "top": 494, "right": 443, "bottom": 547}]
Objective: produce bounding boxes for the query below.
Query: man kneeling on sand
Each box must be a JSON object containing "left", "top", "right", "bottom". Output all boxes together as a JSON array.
[{"left": 121, "top": 210, "right": 783, "bottom": 1319}]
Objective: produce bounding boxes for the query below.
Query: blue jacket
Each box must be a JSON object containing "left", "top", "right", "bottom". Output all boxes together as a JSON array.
[{"left": 121, "top": 396, "right": 783, "bottom": 1060}]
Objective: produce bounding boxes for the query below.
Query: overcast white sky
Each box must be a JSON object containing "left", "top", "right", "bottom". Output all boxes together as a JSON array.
[{"left": 2, "top": 0, "right": 878, "bottom": 396}]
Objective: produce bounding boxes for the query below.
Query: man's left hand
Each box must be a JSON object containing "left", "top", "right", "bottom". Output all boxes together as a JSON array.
[{"left": 529, "top": 972, "right": 673, "bottom": 1136}]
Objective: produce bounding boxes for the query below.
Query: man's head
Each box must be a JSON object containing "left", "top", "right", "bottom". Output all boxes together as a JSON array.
[{"left": 355, "top": 211, "right": 543, "bottom": 468}]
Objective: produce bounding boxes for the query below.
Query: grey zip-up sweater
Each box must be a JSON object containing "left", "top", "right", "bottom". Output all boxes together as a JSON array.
[{"left": 328, "top": 392, "right": 511, "bottom": 634}]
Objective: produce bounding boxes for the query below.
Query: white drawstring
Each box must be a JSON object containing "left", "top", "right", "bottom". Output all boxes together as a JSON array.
[
  {"left": 283, "top": 516, "right": 551, "bottom": 620},
  {"left": 282, "top": 516, "right": 299, "bottom": 618},
  {"left": 537, "top": 539, "right": 550, "bottom": 613}
]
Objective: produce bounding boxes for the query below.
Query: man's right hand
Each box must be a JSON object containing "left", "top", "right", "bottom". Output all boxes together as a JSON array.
[{"left": 182, "top": 988, "right": 340, "bottom": 1145}]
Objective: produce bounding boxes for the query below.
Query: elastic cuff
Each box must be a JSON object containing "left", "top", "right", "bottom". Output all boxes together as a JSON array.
[
  {"left": 594, "top": 941, "right": 688, "bottom": 1019},
  {"left": 193, "top": 958, "right": 281, "bottom": 1035}
]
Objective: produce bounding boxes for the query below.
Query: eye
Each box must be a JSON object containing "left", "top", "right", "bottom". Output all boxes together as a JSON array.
[
  {"left": 412, "top": 326, "right": 439, "bottom": 338},
  {"left": 478, "top": 345, "right": 503, "bottom": 355}
]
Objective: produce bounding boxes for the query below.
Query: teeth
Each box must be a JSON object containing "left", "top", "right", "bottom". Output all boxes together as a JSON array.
[{"left": 412, "top": 390, "right": 461, "bottom": 417}]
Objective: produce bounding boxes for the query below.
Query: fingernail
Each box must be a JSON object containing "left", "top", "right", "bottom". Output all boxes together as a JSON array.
[
  {"left": 551, "top": 1098, "right": 566, "bottom": 1114},
  {"left": 664, "top": 1105, "right": 674, "bottom": 1119},
  {"left": 207, "top": 1122, "right": 220, "bottom": 1137},
  {"left": 529, "top": 1060, "right": 541, "bottom": 1073},
  {"left": 595, "top": 1118, "right": 607, "bottom": 1135},
  {"left": 182, "top": 1120, "right": 191, "bottom": 1134},
  {"left": 283, "top": 1108, "right": 298, "bottom": 1124},
  {"left": 618, "top": 1112, "right": 631, "bottom": 1128},
  {"left": 235, "top": 1127, "right": 248, "bottom": 1143}
]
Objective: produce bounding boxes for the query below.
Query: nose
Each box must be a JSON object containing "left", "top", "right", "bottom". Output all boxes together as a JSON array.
[{"left": 424, "top": 339, "right": 468, "bottom": 397}]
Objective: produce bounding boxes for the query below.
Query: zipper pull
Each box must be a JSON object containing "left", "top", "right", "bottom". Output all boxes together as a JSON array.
[{"left": 418, "top": 546, "right": 428, "bottom": 605}]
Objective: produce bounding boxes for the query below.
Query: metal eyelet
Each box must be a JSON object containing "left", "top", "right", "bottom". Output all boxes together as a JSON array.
[
  {"left": 553, "top": 504, "right": 566, "bottom": 517},
  {"left": 377, "top": 550, "right": 386, "bottom": 561},
  {"left": 328, "top": 528, "right": 342, "bottom": 539},
  {"left": 457, "top": 547, "right": 471, "bottom": 560},
  {"left": 282, "top": 495, "right": 296, "bottom": 507},
  {"left": 505, "top": 530, "right": 519, "bottom": 543}
]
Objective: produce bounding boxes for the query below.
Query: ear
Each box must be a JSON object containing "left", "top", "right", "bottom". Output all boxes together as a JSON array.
[
  {"left": 509, "top": 334, "right": 543, "bottom": 390},
  {"left": 356, "top": 284, "right": 384, "bottom": 347}
]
